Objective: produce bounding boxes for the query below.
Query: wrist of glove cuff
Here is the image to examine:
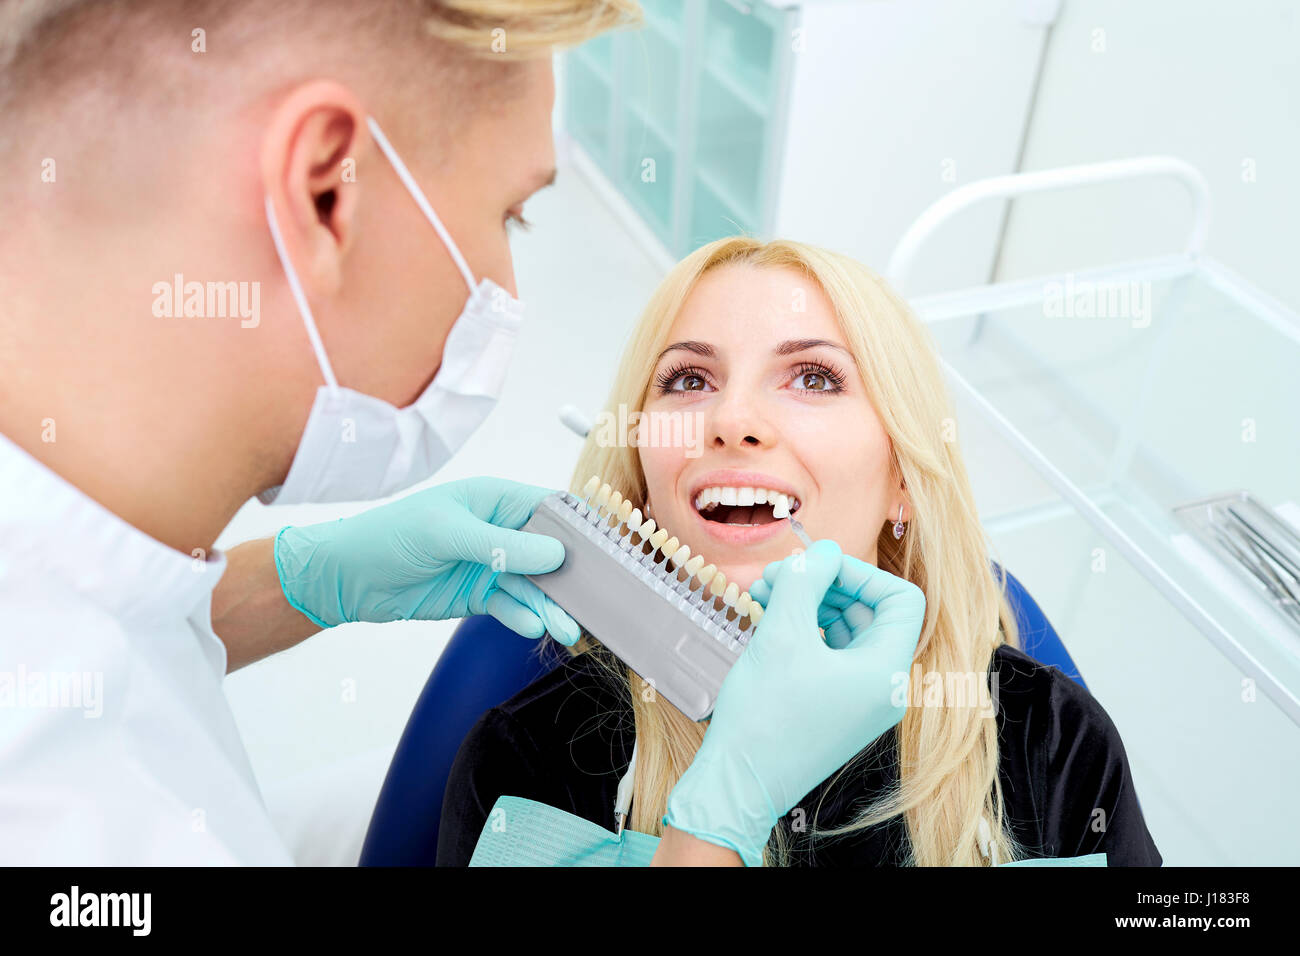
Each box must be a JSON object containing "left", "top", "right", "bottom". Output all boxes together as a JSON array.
[
  {"left": 273, "top": 524, "right": 340, "bottom": 630},
  {"left": 662, "top": 745, "right": 779, "bottom": 868}
]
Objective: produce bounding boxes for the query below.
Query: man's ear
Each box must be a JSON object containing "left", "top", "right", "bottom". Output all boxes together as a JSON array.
[{"left": 260, "top": 80, "right": 369, "bottom": 296}]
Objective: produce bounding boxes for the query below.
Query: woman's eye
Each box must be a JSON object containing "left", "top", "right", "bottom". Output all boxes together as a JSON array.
[
  {"left": 791, "top": 362, "right": 847, "bottom": 393},
  {"left": 667, "top": 372, "right": 710, "bottom": 392},
  {"left": 654, "top": 364, "right": 713, "bottom": 393}
]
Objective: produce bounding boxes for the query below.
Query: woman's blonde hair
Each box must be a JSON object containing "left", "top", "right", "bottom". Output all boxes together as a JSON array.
[{"left": 561, "top": 236, "right": 1030, "bottom": 866}]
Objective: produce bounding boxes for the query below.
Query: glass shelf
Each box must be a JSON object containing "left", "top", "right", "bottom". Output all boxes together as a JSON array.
[
  {"left": 562, "top": 0, "right": 793, "bottom": 260},
  {"left": 642, "top": 0, "right": 686, "bottom": 44},
  {"left": 574, "top": 32, "right": 614, "bottom": 82},
  {"left": 917, "top": 256, "right": 1300, "bottom": 727},
  {"left": 692, "top": 69, "right": 765, "bottom": 224},
  {"left": 688, "top": 170, "right": 752, "bottom": 250},
  {"left": 915, "top": 256, "right": 1300, "bottom": 862},
  {"left": 704, "top": 0, "right": 776, "bottom": 105},
  {"left": 621, "top": 17, "right": 682, "bottom": 148},
  {"left": 622, "top": 116, "right": 676, "bottom": 243},
  {"left": 564, "top": 53, "right": 612, "bottom": 165}
]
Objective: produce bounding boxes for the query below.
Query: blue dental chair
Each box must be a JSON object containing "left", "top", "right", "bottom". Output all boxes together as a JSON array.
[{"left": 358, "top": 562, "right": 1085, "bottom": 865}]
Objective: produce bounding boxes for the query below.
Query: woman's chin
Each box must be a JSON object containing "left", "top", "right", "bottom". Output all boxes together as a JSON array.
[{"left": 713, "top": 560, "right": 773, "bottom": 592}]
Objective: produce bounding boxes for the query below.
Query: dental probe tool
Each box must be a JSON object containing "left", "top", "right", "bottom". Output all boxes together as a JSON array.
[
  {"left": 782, "top": 513, "right": 845, "bottom": 591},
  {"left": 787, "top": 516, "right": 813, "bottom": 549}
]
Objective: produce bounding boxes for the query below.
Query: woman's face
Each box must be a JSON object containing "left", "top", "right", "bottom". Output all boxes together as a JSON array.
[{"left": 639, "top": 262, "right": 907, "bottom": 592}]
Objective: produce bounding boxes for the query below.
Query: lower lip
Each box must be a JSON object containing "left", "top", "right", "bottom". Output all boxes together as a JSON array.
[{"left": 689, "top": 504, "right": 796, "bottom": 547}]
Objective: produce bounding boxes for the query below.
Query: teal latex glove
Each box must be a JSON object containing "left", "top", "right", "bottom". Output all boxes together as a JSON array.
[
  {"left": 663, "top": 540, "right": 925, "bottom": 866},
  {"left": 273, "top": 476, "right": 582, "bottom": 645}
]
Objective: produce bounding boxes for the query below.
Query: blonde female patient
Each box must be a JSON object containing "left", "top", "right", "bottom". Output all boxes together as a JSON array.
[{"left": 437, "top": 237, "right": 1161, "bottom": 867}]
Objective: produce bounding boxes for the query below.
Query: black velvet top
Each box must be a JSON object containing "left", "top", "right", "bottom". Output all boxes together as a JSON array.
[{"left": 436, "top": 643, "right": 1162, "bottom": 866}]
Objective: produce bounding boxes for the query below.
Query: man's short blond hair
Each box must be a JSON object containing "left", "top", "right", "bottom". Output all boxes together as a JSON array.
[
  {"left": 0, "top": 0, "right": 641, "bottom": 145},
  {"left": 1, "top": 0, "right": 641, "bottom": 68}
]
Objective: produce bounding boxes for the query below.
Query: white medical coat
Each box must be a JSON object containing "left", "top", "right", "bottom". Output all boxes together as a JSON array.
[{"left": 0, "top": 434, "right": 293, "bottom": 864}]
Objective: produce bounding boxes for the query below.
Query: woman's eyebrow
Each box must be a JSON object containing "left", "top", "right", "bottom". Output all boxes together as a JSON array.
[
  {"left": 655, "top": 341, "right": 715, "bottom": 363},
  {"left": 654, "top": 338, "right": 850, "bottom": 364},
  {"left": 775, "top": 338, "right": 851, "bottom": 356}
]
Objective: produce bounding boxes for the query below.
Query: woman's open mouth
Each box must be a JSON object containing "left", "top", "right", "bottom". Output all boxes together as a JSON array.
[{"left": 689, "top": 484, "right": 802, "bottom": 546}]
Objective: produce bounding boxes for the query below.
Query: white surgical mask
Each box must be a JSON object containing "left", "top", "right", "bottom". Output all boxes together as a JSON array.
[{"left": 258, "top": 116, "right": 523, "bottom": 505}]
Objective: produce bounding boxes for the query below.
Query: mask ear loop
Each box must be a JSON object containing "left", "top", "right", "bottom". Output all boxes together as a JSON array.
[
  {"left": 365, "top": 116, "right": 478, "bottom": 295},
  {"left": 264, "top": 196, "right": 339, "bottom": 391}
]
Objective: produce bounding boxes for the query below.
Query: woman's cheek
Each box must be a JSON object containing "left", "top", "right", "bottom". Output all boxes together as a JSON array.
[{"left": 637, "top": 444, "right": 679, "bottom": 513}]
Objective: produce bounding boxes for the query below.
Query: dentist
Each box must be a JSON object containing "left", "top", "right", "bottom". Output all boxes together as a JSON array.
[{"left": 0, "top": 0, "right": 918, "bottom": 867}]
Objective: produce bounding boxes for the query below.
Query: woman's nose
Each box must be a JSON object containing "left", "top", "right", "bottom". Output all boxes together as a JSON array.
[{"left": 703, "top": 392, "right": 777, "bottom": 449}]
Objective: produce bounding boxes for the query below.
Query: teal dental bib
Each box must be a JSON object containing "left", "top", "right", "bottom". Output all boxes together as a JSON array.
[{"left": 468, "top": 796, "right": 1108, "bottom": 867}]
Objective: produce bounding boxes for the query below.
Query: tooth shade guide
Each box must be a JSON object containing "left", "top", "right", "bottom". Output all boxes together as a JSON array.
[{"left": 567, "top": 476, "right": 765, "bottom": 628}]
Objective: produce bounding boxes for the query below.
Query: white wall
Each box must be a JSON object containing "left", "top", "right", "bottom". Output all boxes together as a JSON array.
[{"left": 774, "top": 0, "right": 1050, "bottom": 297}]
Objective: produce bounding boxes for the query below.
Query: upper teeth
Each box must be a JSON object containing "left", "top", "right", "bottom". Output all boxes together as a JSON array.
[{"left": 694, "top": 486, "right": 800, "bottom": 517}]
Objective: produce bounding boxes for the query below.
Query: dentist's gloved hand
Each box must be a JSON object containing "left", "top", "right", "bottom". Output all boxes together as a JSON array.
[
  {"left": 663, "top": 540, "right": 925, "bottom": 866},
  {"left": 273, "top": 476, "right": 582, "bottom": 645}
]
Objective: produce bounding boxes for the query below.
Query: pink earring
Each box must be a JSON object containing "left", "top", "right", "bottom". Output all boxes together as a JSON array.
[{"left": 893, "top": 505, "right": 906, "bottom": 540}]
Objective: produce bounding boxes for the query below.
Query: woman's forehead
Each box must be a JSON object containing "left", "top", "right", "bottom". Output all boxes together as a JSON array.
[{"left": 667, "top": 263, "right": 841, "bottom": 346}]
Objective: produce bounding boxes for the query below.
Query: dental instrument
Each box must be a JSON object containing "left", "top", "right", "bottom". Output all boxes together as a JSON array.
[
  {"left": 521, "top": 475, "right": 766, "bottom": 721},
  {"left": 613, "top": 740, "right": 638, "bottom": 836},
  {"left": 783, "top": 514, "right": 849, "bottom": 594},
  {"left": 787, "top": 515, "right": 813, "bottom": 549},
  {"left": 1174, "top": 491, "right": 1300, "bottom": 637}
]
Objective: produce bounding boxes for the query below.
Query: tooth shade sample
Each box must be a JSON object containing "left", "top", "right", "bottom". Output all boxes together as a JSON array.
[
  {"left": 722, "top": 582, "right": 739, "bottom": 606},
  {"left": 661, "top": 536, "right": 679, "bottom": 559},
  {"left": 696, "top": 563, "right": 717, "bottom": 587},
  {"left": 683, "top": 555, "right": 704, "bottom": 577},
  {"left": 649, "top": 528, "right": 668, "bottom": 551},
  {"left": 670, "top": 544, "right": 691, "bottom": 567},
  {"left": 709, "top": 573, "right": 727, "bottom": 597},
  {"left": 618, "top": 500, "right": 633, "bottom": 523},
  {"left": 771, "top": 495, "right": 791, "bottom": 519},
  {"left": 736, "top": 591, "right": 752, "bottom": 616},
  {"left": 582, "top": 475, "right": 600, "bottom": 500}
]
